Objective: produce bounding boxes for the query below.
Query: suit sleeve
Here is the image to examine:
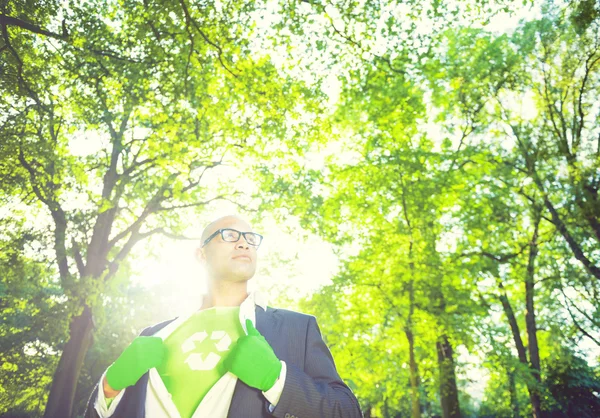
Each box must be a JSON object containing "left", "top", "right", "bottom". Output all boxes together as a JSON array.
[
  {"left": 269, "top": 316, "right": 363, "bottom": 418},
  {"left": 83, "top": 384, "right": 102, "bottom": 418},
  {"left": 82, "top": 370, "right": 127, "bottom": 418},
  {"left": 83, "top": 324, "right": 158, "bottom": 418}
]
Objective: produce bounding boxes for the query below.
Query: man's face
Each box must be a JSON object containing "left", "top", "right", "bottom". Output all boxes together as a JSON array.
[{"left": 197, "top": 216, "right": 259, "bottom": 282}]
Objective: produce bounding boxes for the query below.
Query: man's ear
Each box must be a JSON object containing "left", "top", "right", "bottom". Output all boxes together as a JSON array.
[{"left": 195, "top": 247, "right": 205, "bottom": 263}]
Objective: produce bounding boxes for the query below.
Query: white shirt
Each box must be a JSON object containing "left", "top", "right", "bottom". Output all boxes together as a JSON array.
[{"left": 94, "top": 292, "right": 286, "bottom": 418}]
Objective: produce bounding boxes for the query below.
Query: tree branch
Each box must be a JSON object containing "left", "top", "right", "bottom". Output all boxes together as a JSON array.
[
  {"left": 1, "top": 13, "right": 157, "bottom": 64},
  {"left": 72, "top": 238, "right": 85, "bottom": 277},
  {"left": 496, "top": 279, "right": 528, "bottom": 364},
  {"left": 356, "top": 281, "right": 406, "bottom": 322},
  {"left": 560, "top": 286, "right": 600, "bottom": 346},
  {"left": 575, "top": 50, "right": 600, "bottom": 148},
  {"left": 137, "top": 227, "right": 201, "bottom": 240},
  {"left": 0, "top": 14, "right": 66, "bottom": 40},
  {"left": 1, "top": 22, "right": 45, "bottom": 108},
  {"left": 156, "top": 193, "right": 237, "bottom": 211},
  {"left": 457, "top": 242, "right": 530, "bottom": 264},
  {"left": 104, "top": 224, "right": 197, "bottom": 282},
  {"left": 534, "top": 176, "right": 600, "bottom": 281},
  {"left": 506, "top": 106, "right": 600, "bottom": 281},
  {"left": 108, "top": 173, "right": 180, "bottom": 247},
  {"left": 18, "top": 147, "right": 71, "bottom": 283},
  {"left": 178, "top": 0, "right": 239, "bottom": 77}
]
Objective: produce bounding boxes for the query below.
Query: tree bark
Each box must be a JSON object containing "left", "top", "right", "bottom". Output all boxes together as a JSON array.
[
  {"left": 497, "top": 280, "right": 542, "bottom": 418},
  {"left": 436, "top": 334, "right": 461, "bottom": 418},
  {"left": 406, "top": 271, "right": 422, "bottom": 418},
  {"left": 511, "top": 122, "right": 600, "bottom": 281},
  {"left": 508, "top": 369, "right": 520, "bottom": 418},
  {"left": 525, "top": 209, "right": 542, "bottom": 418},
  {"left": 531, "top": 173, "right": 600, "bottom": 281},
  {"left": 496, "top": 282, "right": 528, "bottom": 364},
  {"left": 406, "top": 324, "right": 421, "bottom": 418},
  {"left": 43, "top": 306, "right": 94, "bottom": 418},
  {"left": 399, "top": 181, "right": 421, "bottom": 418}
]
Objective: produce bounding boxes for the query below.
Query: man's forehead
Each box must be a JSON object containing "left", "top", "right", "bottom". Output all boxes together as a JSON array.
[{"left": 202, "top": 215, "right": 252, "bottom": 240}]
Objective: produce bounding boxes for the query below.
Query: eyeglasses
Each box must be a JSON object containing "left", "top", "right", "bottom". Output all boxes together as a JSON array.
[{"left": 201, "top": 228, "right": 263, "bottom": 248}]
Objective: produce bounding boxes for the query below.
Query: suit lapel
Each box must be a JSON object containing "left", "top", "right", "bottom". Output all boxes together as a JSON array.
[
  {"left": 227, "top": 306, "right": 279, "bottom": 417},
  {"left": 256, "top": 306, "right": 279, "bottom": 348}
]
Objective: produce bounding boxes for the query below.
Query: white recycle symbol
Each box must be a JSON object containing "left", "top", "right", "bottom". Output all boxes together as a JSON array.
[{"left": 181, "top": 330, "right": 232, "bottom": 371}]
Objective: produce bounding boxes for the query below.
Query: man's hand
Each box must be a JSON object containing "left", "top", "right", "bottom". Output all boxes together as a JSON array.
[
  {"left": 224, "top": 319, "right": 282, "bottom": 392},
  {"left": 104, "top": 336, "right": 166, "bottom": 394}
]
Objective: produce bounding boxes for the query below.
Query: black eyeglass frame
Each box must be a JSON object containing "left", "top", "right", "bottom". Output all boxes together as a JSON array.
[{"left": 201, "top": 228, "right": 264, "bottom": 248}]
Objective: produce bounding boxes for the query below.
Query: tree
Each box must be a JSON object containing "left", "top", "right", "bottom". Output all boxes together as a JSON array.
[
  {"left": 544, "top": 347, "right": 600, "bottom": 418},
  {"left": 1, "top": 1, "right": 318, "bottom": 416}
]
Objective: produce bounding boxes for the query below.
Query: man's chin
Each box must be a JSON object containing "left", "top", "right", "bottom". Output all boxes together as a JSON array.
[{"left": 227, "top": 268, "right": 257, "bottom": 282}]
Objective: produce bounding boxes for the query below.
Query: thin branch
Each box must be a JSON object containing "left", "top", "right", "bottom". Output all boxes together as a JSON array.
[
  {"left": 107, "top": 197, "right": 160, "bottom": 246},
  {"left": 576, "top": 50, "right": 600, "bottom": 147},
  {"left": 1, "top": 13, "right": 156, "bottom": 64},
  {"left": 562, "top": 285, "right": 600, "bottom": 329},
  {"left": 220, "top": 196, "right": 259, "bottom": 213},
  {"left": 104, "top": 224, "right": 197, "bottom": 282},
  {"left": 72, "top": 238, "right": 85, "bottom": 277},
  {"left": 457, "top": 241, "right": 530, "bottom": 264},
  {"left": 104, "top": 227, "right": 146, "bottom": 282},
  {"left": 496, "top": 279, "right": 528, "bottom": 364},
  {"left": 18, "top": 146, "right": 71, "bottom": 282},
  {"left": 535, "top": 178, "right": 600, "bottom": 281},
  {"left": 556, "top": 95, "right": 571, "bottom": 158},
  {"left": 138, "top": 227, "right": 201, "bottom": 240},
  {"left": 121, "top": 157, "right": 157, "bottom": 178},
  {"left": 324, "top": 5, "right": 406, "bottom": 75},
  {"left": 155, "top": 193, "right": 234, "bottom": 211},
  {"left": 356, "top": 281, "right": 405, "bottom": 322},
  {"left": 560, "top": 286, "right": 600, "bottom": 346},
  {"left": 107, "top": 173, "right": 180, "bottom": 247},
  {"left": 18, "top": 146, "right": 49, "bottom": 206},
  {"left": 178, "top": 0, "right": 238, "bottom": 77},
  {"left": 1, "top": 23, "right": 45, "bottom": 108}
]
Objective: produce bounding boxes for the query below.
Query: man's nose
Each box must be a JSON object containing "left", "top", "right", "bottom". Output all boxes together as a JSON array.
[{"left": 236, "top": 240, "right": 249, "bottom": 249}]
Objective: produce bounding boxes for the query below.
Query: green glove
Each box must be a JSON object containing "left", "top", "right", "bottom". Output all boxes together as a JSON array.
[
  {"left": 224, "top": 319, "right": 282, "bottom": 392},
  {"left": 105, "top": 336, "right": 166, "bottom": 391}
]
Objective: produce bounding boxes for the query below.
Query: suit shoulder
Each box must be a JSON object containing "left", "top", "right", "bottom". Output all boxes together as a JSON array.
[
  {"left": 140, "top": 317, "right": 177, "bottom": 336},
  {"left": 267, "top": 306, "right": 316, "bottom": 324}
]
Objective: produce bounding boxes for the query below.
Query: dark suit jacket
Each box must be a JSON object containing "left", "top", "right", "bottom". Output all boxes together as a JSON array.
[{"left": 84, "top": 306, "right": 363, "bottom": 418}]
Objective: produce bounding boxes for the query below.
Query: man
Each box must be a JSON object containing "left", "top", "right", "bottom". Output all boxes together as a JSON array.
[{"left": 84, "top": 214, "right": 362, "bottom": 418}]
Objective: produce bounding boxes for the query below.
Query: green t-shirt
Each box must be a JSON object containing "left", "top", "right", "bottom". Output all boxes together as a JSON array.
[{"left": 156, "top": 307, "right": 244, "bottom": 418}]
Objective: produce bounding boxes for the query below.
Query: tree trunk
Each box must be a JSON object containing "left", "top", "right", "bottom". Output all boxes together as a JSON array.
[
  {"left": 406, "top": 268, "right": 422, "bottom": 418},
  {"left": 525, "top": 209, "right": 542, "bottom": 418},
  {"left": 497, "top": 281, "right": 542, "bottom": 418},
  {"left": 497, "top": 282, "right": 528, "bottom": 364},
  {"left": 406, "top": 325, "right": 421, "bottom": 418},
  {"left": 399, "top": 185, "right": 421, "bottom": 418},
  {"left": 437, "top": 334, "right": 461, "bottom": 418},
  {"left": 508, "top": 369, "right": 520, "bottom": 418},
  {"left": 43, "top": 305, "right": 94, "bottom": 418},
  {"left": 528, "top": 388, "right": 542, "bottom": 418}
]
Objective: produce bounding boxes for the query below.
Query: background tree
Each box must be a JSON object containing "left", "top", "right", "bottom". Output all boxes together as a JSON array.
[{"left": 1, "top": 0, "right": 319, "bottom": 416}]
